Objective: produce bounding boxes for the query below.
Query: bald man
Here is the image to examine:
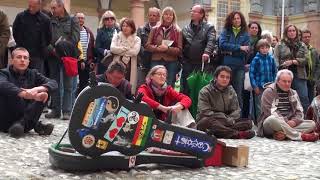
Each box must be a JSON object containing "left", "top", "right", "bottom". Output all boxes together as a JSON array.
[{"left": 13, "top": 0, "right": 52, "bottom": 74}]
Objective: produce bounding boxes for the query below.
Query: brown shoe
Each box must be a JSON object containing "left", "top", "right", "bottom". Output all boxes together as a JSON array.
[{"left": 273, "top": 131, "right": 286, "bottom": 141}]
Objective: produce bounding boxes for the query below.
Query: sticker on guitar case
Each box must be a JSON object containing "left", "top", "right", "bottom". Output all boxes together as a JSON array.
[
  {"left": 132, "top": 115, "right": 153, "bottom": 146},
  {"left": 96, "top": 139, "right": 108, "bottom": 150},
  {"left": 162, "top": 130, "right": 174, "bottom": 144},
  {"left": 82, "top": 97, "right": 106, "bottom": 128},
  {"left": 151, "top": 129, "right": 164, "bottom": 142},
  {"left": 82, "top": 134, "right": 95, "bottom": 148},
  {"left": 173, "top": 134, "right": 212, "bottom": 153},
  {"left": 101, "top": 113, "right": 116, "bottom": 124},
  {"left": 128, "top": 156, "right": 136, "bottom": 168},
  {"left": 82, "top": 96, "right": 119, "bottom": 128},
  {"left": 77, "top": 128, "right": 90, "bottom": 138},
  {"left": 104, "top": 106, "right": 130, "bottom": 142},
  {"left": 105, "top": 96, "right": 119, "bottom": 113},
  {"left": 127, "top": 111, "right": 139, "bottom": 125}
]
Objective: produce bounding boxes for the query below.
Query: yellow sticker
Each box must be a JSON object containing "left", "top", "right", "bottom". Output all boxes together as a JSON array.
[{"left": 96, "top": 139, "right": 108, "bottom": 150}]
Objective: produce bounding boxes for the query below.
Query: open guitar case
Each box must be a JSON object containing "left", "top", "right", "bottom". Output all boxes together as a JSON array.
[{"left": 49, "top": 72, "right": 221, "bottom": 171}]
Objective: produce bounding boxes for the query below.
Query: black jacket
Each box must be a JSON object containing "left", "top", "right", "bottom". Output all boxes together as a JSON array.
[
  {"left": 137, "top": 23, "right": 152, "bottom": 68},
  {"left": 0, "top": 66, "right": 58, "bottom": 96},
  {"left": 13, "top": 10, "right": 51, "bottom": 58},
  {"left": 182, "top": 21, "right": 216, "bottom": 64}
]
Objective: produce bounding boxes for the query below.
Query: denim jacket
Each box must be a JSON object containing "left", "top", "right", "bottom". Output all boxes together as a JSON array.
[{"left": 219, "top": 29, "right": 250, "bottom": 69}]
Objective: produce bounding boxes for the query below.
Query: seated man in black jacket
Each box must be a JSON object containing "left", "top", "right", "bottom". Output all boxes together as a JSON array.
[
  {"left": 96, "top": 61, "right": 133, "bottom": 100},
  {"left": 0, "top": 47, "right": 58, "bottom": 138}
]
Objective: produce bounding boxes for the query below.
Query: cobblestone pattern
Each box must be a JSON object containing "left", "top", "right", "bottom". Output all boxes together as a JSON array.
[{"left": 0, "top": 115, "right": 320, "bottom": 180}]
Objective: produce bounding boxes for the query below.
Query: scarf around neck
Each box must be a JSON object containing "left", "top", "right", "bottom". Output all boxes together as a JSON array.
[
  {"left": 152, "top": 24, "right": 178, "bottom": 47},
  {"left": 147, "top": 79, "right": 168, "bottom": 96}
]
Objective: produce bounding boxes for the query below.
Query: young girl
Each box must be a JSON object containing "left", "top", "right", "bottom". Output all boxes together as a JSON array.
[{"left": 306, "top": 83, "right": 320, "bottom": 133}]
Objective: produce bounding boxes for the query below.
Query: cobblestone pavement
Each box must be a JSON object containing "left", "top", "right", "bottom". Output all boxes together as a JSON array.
[{"left": 1, "top": 115, "right": 320, "bottom": 180}]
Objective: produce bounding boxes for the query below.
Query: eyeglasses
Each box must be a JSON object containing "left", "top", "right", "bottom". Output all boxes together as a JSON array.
[
  {"left": 154, "top": 72, "right": 167, "bottom": 77},
  {"left": 104, "top": 17, "right": 115, "bottom": 21}
]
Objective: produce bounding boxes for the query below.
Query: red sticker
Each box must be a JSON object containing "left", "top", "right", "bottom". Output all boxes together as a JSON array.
[
  {"left": 109, "top": 128, "right": 119, "bottom": 139},
  {"left": 116, "top": 117, "right": 125, "bottom": 127}
]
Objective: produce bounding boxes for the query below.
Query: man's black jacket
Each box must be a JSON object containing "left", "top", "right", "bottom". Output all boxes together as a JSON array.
[
  {"left": 13, "top": 10, "right": 52, "bottom": 58},
  {"left": 182, "top": 21, "right": 216, "bottom": 64},
  {"left": 0, "top": 66, "right": 58, "bottom": 97}
]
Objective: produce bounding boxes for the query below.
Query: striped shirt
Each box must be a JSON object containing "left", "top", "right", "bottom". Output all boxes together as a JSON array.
[
  {"left": 276, "top": 86, "right": 291, "bottom": 117},
  {"left": 80, "top": 29, "right": 88, "bottom": 61}
]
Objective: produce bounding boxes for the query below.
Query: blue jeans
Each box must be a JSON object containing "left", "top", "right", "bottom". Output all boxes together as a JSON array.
[
  {"left": 292, "top": 77, "right": 309, "bottom": 112},
  {"left": 71, "top": 75, "right": 78, "bottom": 106},
  {"left": 150, "top": 60, "right": 179, "bottom": 87},
  {"left": 48, "top": 57, "right": 73, "bottom": 114},
  {"left": 230, "top": 68, "right": 244, "bottom": 111}
]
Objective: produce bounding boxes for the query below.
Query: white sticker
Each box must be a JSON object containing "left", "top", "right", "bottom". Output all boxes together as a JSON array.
[
  {"left": 128, "top": 156, "right": 136, "bottom": 168},
  {"left": 105, "top": 96, "right": 119, "bottom": 113},
  {"left": 82, "top": 134, "right": 95, "bottom": 148},
  {"left": 162, "top": 130, "right": 174, "bottom": 144},
  {"left": 127, "top": 111, "right": 139, "bottom": 124}
]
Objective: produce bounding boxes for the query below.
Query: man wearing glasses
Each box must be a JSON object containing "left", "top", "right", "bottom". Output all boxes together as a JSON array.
[
  {"left": 0, "top": 48, "right": 57, "bottom": 138},
  {"left": 181, "top": 4, "right": 217, "bottom": 95}
]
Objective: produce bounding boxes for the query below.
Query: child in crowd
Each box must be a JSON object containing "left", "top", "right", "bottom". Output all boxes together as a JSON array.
[
  {"left": 306, "top": 83, "right": 320, "bottom": 133},
  {"left": 249, "top": 39, "right": 277, "bottom": 123}
]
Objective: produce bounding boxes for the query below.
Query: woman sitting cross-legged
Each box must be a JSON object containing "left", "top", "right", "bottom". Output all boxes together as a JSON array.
[
  {"left": 137, "top": 65, "right": 196, "bottom": 128},
  {"left": 196, "top": 65, "right": 255, "bottom": 139}
]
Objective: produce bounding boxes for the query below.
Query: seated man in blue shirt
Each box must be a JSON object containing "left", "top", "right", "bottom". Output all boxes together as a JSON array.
[{"left": 0, "top": 47, "right": 58, "bottom": 138}]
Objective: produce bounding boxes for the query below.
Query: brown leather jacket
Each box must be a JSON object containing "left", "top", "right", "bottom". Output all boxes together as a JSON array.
[{"left": 145, "top": 25, "right": 182, "bottom": 62}]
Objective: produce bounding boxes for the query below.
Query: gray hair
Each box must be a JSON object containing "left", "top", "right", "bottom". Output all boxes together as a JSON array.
[
  {"left": 275, "top": 69, "right": 294, "bottom": 82},
  {"left": 148, "top": 7, "right": 161, "bottom": 17},
  {"left": 51, "top": 0, "right": 64, "bottom": 6},
  {"left": 146, "top": 65, "right": 167, "bottom": 81}
]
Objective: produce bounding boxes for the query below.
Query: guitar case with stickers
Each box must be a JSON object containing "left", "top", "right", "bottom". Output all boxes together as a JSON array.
[{"left": 49, "top": 72, "right": 217, "bottom": 171}]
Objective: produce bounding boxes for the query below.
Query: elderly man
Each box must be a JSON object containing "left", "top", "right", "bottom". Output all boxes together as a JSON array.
[
  {"left": 13, "top": 0, "right": 52, "bottom": 74},
  {"left": 45, "top": 0, "right": 80, "bottom": 120},
  {"left": 0, "top": 48, "right": 57, "bottom": 138},
  {"left": 136, "top": 7, "right": 160, "bottom": 87},
  {"left": 96, "top": 61, "right": 133, "bottom": 100},
  {"left": 258, "top": 69, "right": 318, "bottom": 142},
  {"left": 181, "top": 4, "right": 216, "bottom": 95},
  {"left": 197, "top": 66, "right": 255, "bottom": 139}
]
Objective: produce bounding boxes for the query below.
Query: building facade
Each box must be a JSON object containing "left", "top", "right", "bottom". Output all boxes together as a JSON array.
[{"left": 249, "top": 0, "right": 320, "bottom": 50}]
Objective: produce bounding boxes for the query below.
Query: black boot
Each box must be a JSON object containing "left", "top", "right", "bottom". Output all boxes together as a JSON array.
[
  {"left": 45, "top": 110, "right": 61, "bottom": 119},
  {"left": 8, "top": 122, "right": 24, "bottom": 138},
  {"left": 34, "top": 121, "right": 54, "bottom": 135}
]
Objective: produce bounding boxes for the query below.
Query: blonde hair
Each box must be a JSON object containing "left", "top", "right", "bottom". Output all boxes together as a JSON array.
[
  {"left": 146, "top": 65, "right": 167, "bottom": 81},
  {"left": 99, "top": 10, "right": 116, "bottom": 28},
  {"left": 160, "top": 6, "right": 179, "bottom": 29}
]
